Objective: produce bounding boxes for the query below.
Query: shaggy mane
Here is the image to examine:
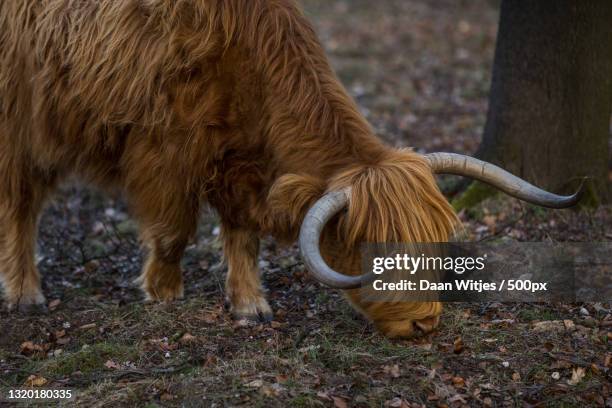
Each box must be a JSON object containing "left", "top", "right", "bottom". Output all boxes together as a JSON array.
[{"left": 330, "top": 149, "right": 459, "bottom": 246}]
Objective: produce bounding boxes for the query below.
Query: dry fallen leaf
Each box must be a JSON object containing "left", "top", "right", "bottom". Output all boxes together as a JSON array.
[
  {"left": 275, "top": 374, "right": 289, "bottom": 384},
  {"left": 160, "top": 393, "right": 174, "bottom": 401},
  {"left": 20, "top": 341, "right": 47, "bottom": 356},
  {"left": 202, "top": 312, "right": 219, "bottom": 324},
  {"left": 24, "top": 375, "right": 47, "bottom": 387},
  {"left": 451, "top": 376, "right": 465, "bottom": 387},
  {"left": 179, "top": 333, "right": 197, "bottom": 343},
  {"left": 56, "top": 337, "right": 71, "bottom": 346},
  {"left": 385, "top": 397, "right": 411, "bottom": 408},
  {"left": 435, "top": 384, "right": 453, "bottom": 399},
  {"left": 551, "top": 360, "right": 572, "bottom": 370},
  {"left": 204, "top": 355, "right": 218, "bottom": 366},
  {"left": 453, "top": 337, "right": 464, "bottom": 354},
  {"left": 563, "top": 320, "right": 575, "bottom": 330},
  {"left": 331, "top": 396, "right": 348, "bottom": 408},
  {"left": 260, "top": 383, "right": 284, "bottom": 397},
  {"left": 483, "top": 215, "right": 497, "bottom": 230},
  {"left": 532, "top": 320, "right": 565, "bottom": 332},
  {"left": 20, "top": 341, "right": 36, "bottom": 354},
  {"left": 567, "top": 367, "right": 585, "bottom": 386},
  {"left": 316, "top": 391, "right": 331, "bottom": 401},
  {"left": 383, "top": 364, "right": 401, "bottom": 378},
  {"left": 448, "top": 394, "right": 467, "bottom": 404},
  {"left": 104, "top": 360, "right": 121, "bottom": 370},
  {"left": 259, "top": 385, "right": 275, "bottom": 397},
  {"left": 48, "top": 299, "right": 61, "bottom": 310},
  {"left": 245, "top": 379, "right": 263, "bottom": 388},
  {"left": 417, "top": 343, "right": 433, "bottom": 351}
]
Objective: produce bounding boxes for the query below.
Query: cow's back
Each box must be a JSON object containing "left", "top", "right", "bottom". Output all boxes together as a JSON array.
[{"left": 0, "top": 0, "right": 228, "bottom": 177}]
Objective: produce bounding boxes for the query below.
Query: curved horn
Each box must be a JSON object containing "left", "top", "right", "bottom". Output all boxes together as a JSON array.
[
  {"left": 426, "top": 152, "right": 585, "bottom": 209},
  {"left": 299, "top": 153, "right": 585, "bottom": 288},
  {"left": 299, "top": 188, "right": 372, "bottom": 289}
]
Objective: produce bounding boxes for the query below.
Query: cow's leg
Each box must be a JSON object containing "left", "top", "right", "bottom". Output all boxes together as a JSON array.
[
  {"left": 222, "top": 226, "right": 272, "bottom": 321},
  {"left": 0, "top": 167, "right": 53, "bottom": 311},
  {"left": 130, "top": 188, "right": 199, "bottom": 302},
  {"left": 135, "top": 208, "right": 198, "bottom": 301}
]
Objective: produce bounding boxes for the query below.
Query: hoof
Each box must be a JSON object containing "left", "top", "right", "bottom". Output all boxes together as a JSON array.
[
  {"left": 17, "top": 302, "right": 49, "bottom": 315},
  {"left": 143, "top": 286, "right": 184, "bottom": 302},
  {"left": 6, "top": 292, "right": 47, "bottom": 314},
  {"left": 137, "top": 261, "right": 184, "bottom": 302},
  {"left": 139, "top": 277, "right": 184, "bottom": 302},
  {"left": 231, "top": 296, "right": 273, "bottom": 323}
]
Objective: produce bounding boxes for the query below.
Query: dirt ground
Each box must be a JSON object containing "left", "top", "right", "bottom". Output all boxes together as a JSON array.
[{"left": 1, "top": 0, "right": 611, "bottom": 407}]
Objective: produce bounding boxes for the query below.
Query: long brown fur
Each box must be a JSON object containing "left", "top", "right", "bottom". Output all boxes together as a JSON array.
[{"left": 0, "top": 0, "right": 457, "bottom": 336}]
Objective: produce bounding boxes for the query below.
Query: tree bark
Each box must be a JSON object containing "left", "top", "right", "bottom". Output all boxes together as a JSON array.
[{"left": 476, "top": 0, "right": 612, "bottom": 203}]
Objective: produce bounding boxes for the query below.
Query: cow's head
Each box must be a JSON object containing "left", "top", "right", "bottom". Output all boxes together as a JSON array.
[{"left": 296, "top": 150, "right": 584, "bottom": 338}]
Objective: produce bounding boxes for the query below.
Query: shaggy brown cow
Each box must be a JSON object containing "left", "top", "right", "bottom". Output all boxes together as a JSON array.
[{"left": 0, "top": 0, "right": 582, "bottom": 337}]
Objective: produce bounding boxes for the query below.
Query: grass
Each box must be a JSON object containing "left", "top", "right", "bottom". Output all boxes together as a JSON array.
[
  {"left": 4, "top": 341, "right": 139, "bottom": 388},
  {"left": 40, "top": 342, "right": 139, "bottom": 378},
  {"left": 1, "top": 294, "right": 609, "bottom": 406},
  {"left": 517, "top": 307, "right": 561, "bottom": 322}
]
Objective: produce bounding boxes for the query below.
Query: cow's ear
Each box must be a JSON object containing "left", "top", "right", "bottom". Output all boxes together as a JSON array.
[{"left": 266, "top": 174, "right": 326, "bottom": 241}]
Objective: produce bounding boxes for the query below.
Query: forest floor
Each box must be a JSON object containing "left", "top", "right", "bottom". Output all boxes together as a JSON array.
[{"left": 1, "top": 0, "right": 611, "bottom": 407}]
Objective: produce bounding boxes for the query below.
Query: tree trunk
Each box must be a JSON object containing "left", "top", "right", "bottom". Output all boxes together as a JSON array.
[{"left": 476, "top": 0, "right": 612, "bottom": 204}]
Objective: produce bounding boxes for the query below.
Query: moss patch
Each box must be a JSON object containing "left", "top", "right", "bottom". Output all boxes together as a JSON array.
[
  {"left": 37, "top": 342, "right": 139, "bottom": 378},
  {"left": 451, "top": 180, "right": 499, "bottom": 211}
]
